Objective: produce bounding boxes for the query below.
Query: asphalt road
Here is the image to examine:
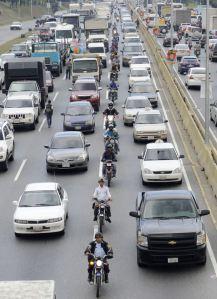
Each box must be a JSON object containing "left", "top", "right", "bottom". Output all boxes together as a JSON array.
[
  {"left": 0, "top": 20, "right": 34, "bottom": 46},
  {"left": 0, "top": 18, "right": 216, "bottom": 299}
]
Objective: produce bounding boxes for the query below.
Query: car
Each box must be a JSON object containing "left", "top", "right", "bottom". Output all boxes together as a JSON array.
[
  {"left": 209, "top": 43, "right": 217, "bottom": 62},
  {"left": 178, "top": 56, "right": 200, "bottom": 75},
  {"left": 45, "top": 131, "right": 90, "bottom": 172},
  {"left": 122, "top": 95, "right": 152, "bottom": 125},
  {"left": 123, "top": 36, "right": 141, "bottom": 44},
  {"left": 1, "top": 93, "right": 40, "bottom": 130},
  {"left": 130, "top": 55, "right": 151, "bottom": 75},
  {"left": 0, "top": 118, "right": 14, "bottom": 171},
  {"left": 13, "top": 182, "right": 68, "bottom": 236},
  {"left": 122, "top": 26, "right": 137, "bottom": 34},
  {"left": 122, "top": 42, "right": 145, "bottom": 67},
  {"left": 69, "top": 77, "right": 102, "bottom": 111},
  {"left": 128, "top": 65, "right": 151, "bottom": 87},
  {"left": 138, "top": 142, "right": 184, "bottom": 184},
  {"left": 185, "top": 67, "right": 206, "bottom": 88},
  {"left": 210, "top": 101, "right": 217, "bottom": 126},
  {"left": 133, "top": 109, "right": 168, "bottom": 142},
  {"left": 123, "top": 32, "right": 139, "bottom": 40},
  {"left": 87, "top": 42, "right": 107, "bottom": 67},
  {"left": 61, "top": 101, "right": 95, "bottom": 133},
  {"left": 208, "top": 38, "right": 217, "bottom": 49},
  {"left": 174, "top": 44, "right": 191, "bottom": 60},
  {"left": 129, "top": 190, "right": 210, "bottom": 267},
  {"left": 10, "top": 22, "right": 22, "bottom": 30},
  {"left": 129, "top": 81, "right": 159, "bottom": 108},
  {"left": 163, "top": 34, "right": 179, "bottom": 47},
  {"left": 10, "top": 43, "right": 31, "bottom": 57},
  {"left": 45, "top": 70, "right": 54, "bottom": 92}
]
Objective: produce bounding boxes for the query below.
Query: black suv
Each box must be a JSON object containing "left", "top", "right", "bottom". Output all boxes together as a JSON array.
[{"left": 129, "top": 190, "right": 210, "bottom": 267}]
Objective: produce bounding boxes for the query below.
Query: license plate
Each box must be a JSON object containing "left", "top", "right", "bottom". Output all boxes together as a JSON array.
[
  {"left": 148, "top": 136, "right": 154, "bottom": 140},
  {"left": 75, "top": 126, "right": 81, "bottom": 130},
  {"left": 107, "top": 163, "right": 112, "bottom": 167},
  {"left": 62, "top": 161, "right": 70, "bottom": 168},
  {"left": 13, "top": 119, "right": 20, "bottom": 123},
  {"left": 168, "top": 258, "right": 178, "bottom": 263},
  {"left": 33, "top": 226, "right": 43, "bottom": 232},
  {"left": 159, "top": 175, "right": 167, "bottom": 180}
]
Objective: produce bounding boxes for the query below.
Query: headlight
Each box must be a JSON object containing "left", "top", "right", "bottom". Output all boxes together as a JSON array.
[
  {"left": 96, "top": 260, "right": 103, "bottom": 267},
  {"left": 197, "top": 231, "right": 206, "bottom": 245},
  {"left": 137, "top": 231, "right": 148, "bottom": 247},
  {"left": 173, "top": 167, "right": 181, "bottom": 174},
  {"left": 143, "top": 168, "right": 152, "bottom": 174},
  {"left": 47, "top": 217, "right": 63, "bottom": 223},
  {"left": 14, "top": 219, "right": 28, "bottom": 224},
  {"left": 26, "top": 113, "right": 33, "bottom": 118},
  {"left": 47, "top": 155, "right": 55, "bottom": 162},
  {"left": 91, "top": 95, "right": 96, "bottom": 99},
  {"left": 78, "top": 153, "right": 86, "bottom": 160},
  {"left": 160, "top": 130, "right": 167, "bottom": 134},
  {"left": 1, "top": 114, "right": 8, "bottom": 118}
]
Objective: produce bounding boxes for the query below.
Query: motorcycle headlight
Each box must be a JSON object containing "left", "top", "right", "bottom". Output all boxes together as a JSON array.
[
  {"left": 173, "top": 167, "right": 181, "bottom": 174},
  {"left": 137, "top": 231, "right": 148, "bottom": 247},
  {"left": 47, "top": 217, "right": 63, "bottom": 223},
  {"left": 197, "top": 231, "right": 206, "bottom": 245},
  {"left": 47, "top": 155, "right": 55, "bottom": 162},
  {"left": 143, "top": 168, "right": 152, "bottom": 174},
  {"left": 96, "top": 260, "right": 103, "bottom": 267}
]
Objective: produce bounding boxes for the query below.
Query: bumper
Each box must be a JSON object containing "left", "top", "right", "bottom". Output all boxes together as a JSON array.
[
  {"left": 46, "top": 160, "right": 88, "bottom": 170},
  {"left": 123, "top": 115, "right": 135, "bottom": 124},
  {"left": 122, "top": 58, "right": 131, "bottom": 66},
  {"left": 63, "top": 123, "right": 94, "bottom": 132},
  {"left": 137, "top": 244, "right": 206, "bottom": 266},
  {"left": 186, "top": 79, "right": 202, "bottom": 87},
  {"left": 142, "top": 172, "right": 182, "bottom": 183},
  {"left": 14, "top": 220, "right": 65, "bottom": 235},
  {"left": 133, "top": 132, "right": 167, "bottom": 141}
]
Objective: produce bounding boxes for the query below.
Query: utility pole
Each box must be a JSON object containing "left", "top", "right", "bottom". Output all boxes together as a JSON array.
[
  {"left": 205, "top": 0, "right": 210, "bottom": 144},
  {"left": 170, "top": 0, "right": 174, "bottom": 50},
  {"left": 30, "top": 0, "right": 33, "bottom": 18}
]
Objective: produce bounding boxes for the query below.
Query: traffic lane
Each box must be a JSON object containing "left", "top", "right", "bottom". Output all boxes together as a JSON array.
[{"left": 0, "top": 20, "right": 34, "bottom": 45}]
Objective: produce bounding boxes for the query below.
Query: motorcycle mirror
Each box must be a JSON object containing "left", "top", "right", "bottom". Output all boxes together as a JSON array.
[
  {"left": 68, "top": 88, "right": 72, "bottom": 91},
  {"left": 85, "top": 143, "right": 90, "bottom": 147},
  {"left": 137, "top": 155, "right": 143, "bottom": 159},
  {"left": 129, "top": 211, "right": 139, "bottom": 218},
  {"left": 122, "top": 105, "right": 125, "bottom": 108},
  {"left": 44, "top": 145, "right": 49, "bottom": 149},
  {"left": 60, "top": 113, "right": 65, "bottom": 116}
]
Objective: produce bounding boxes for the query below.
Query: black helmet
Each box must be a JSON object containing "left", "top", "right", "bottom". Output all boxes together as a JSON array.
[
  {"left": 95, "top": 232, "right": 103, "bottom": 238},
  {"left": 108, "top": 124, "right": 114, "bottom": 128},
  {"left": 108, "top": 102, "right": 113, "bottom": 107},
  {"left": 107, "top": 144, "right": 113, "bottom": 148}
]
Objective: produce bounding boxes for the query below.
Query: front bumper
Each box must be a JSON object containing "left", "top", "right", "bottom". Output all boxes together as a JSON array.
[
  {"left": 14, "top": 220, "right": 65, "bottom": 234},
  {"left": 137, "top": 244, "right": 206, "bottom": 265},
  {"left": 133, "top": 132, "right": 167, "bottom": 141},
  {"left": 64, "top": 123, "right": 94, "bottom": 132},
  {"left": 142, "top": 172, "right": 182, "bottom": 183},
  {"left": 46, "top": 160, "right": 88, "bottom": 170}
]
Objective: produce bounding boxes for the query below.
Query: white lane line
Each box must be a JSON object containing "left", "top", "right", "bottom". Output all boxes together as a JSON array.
[
  {"left": 62, "top": 74, "right": 66, "bottom": 80},
  {"left": 93, "top": 224, "right": 99, "bottom": 240},
  {"left": 106, "top": 89, "right": 109, "bottom": 100},
  {"left": 38, "top": 118, "right": 46, "bottom": 132},
  {"left": 98, "top": 161, "right": 103, "bottom": 178},
  {"left": 14, "top": 159, "right": 27, "bottom": 182},
  {"left": 152, "top": 68, "right": 217, "bottom": 276},
  {"left": 108, "top": 72, "right": 110, "bottom": 80},
  {"left": 52, "top": 91, "right": 59, "bottom": 102}
]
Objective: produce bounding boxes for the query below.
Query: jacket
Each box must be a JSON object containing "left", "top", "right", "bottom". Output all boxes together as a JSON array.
[
  {"left": 101, "top": 150, "right": 116, "bottom": 162},
  {"left": 85, "top": 241, "right": 113, "bottom": 259}
]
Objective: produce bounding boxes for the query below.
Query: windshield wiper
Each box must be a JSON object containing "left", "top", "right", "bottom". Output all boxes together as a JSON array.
[
  {"left": 146, "top": 216, "right": 170, "bottom": 220},
  {"left": 170, "top": 216, "right": 193, "bottom": 219},
  {"left": 35, "top": 203, "right": 50, "bottom": 206}
]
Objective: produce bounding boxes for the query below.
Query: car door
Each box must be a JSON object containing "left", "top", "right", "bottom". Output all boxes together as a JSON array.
[
  {"left": 3, "top": 124, "right": 13, "bottom": 154},
  {"left": 57, "top": 185, "right": 68, "bottom": 215}
]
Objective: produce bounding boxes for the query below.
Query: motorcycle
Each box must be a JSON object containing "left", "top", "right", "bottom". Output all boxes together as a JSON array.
[
  {"left": 110, "top": 71, "right": 118, "bottom": 81},
  {"left": 108, "top": 88, "right": 118, "bottom": 103},
  {"left": 194, "top": 48, "right": 201, "bottom": 57},
  {"left": 95, "top": 200, "right": 107, "bottom": 233},
  {"left": 88, "top": 254, "right": 108, "bottom": 298},
  {"left": 103, "top": 160, "right": 115, "bottom": 187},
  {"left": 104, "top": 114, "right": 116, "bottom": 129}
]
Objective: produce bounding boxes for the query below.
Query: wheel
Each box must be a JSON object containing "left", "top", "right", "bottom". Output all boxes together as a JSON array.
[
  {"left": 177, "top": 179, "right": 182, "bottom": 185},
  {"left": 31, "top": 121, "right": 36, "bottom": 130},
  {"left": 46, "top": 167, "right": 52, "bottom": 173},
  {"left": 9, "top": 145, "right": 15, "bottom": 161},
  {"left": 96, "top": 276, "right": 101, "bottom": 298},
  {"left": 36, "top": 115, "right": 39, "bottom": 124},
  {"left": 141, "top": 173, "right": 146, "bottom": 186},
  {"left": 133, "top": 137, "right": 138, "bottom": 143},
  {"left": 137, "top": 248, "right": 145, "bottom": 267},
  {"left": 107, "top": 177, "right": 111, "bottom": 187},
  {"left": 15, "top": 232, "right": 21, "bottom": 237},
  {"left": 95, "top": 105, "right": 99, "bottom": 112},
  {"left": 1, "top": 156, "right": 8, "bottom": 171},
  {"left": 99, "top": 217, "right": 103, "bottom": 233},
  {"left": 199, "top": 256, "right": 206, "bottom": 266}
]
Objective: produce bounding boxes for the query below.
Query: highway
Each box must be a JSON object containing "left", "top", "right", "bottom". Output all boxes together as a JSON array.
[{"left": 0, "top": 14, "right": 217, "bottom": 299}]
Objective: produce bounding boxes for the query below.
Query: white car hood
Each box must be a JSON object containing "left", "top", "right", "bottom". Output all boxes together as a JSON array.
[
  {"left": 142, "top": 160, "right": 181, "bottom": 171},
  {"left": 3, "top": 107, "right": 34, "bottom": 114},
  {"left": 14, "top": 206, "right": 64, "bottom": 220},
  {"left": 134, "top": 123, "right": 166, "bottom": 132}
]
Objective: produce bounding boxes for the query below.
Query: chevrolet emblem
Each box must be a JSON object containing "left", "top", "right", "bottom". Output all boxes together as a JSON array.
[{"left": 168, "top": 240, "right": 177, "bottom": 245}]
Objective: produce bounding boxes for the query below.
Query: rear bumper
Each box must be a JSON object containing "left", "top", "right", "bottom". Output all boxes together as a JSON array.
[
  {"left": 63, "top": 123, "right": 94, "bottom": 132},
  {"left": 46, "top": 160, "right": 88, "bottom": 170}
]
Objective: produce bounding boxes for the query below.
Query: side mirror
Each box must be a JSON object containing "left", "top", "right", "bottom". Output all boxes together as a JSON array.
[
  {"left": 0, "top": 104, "right": 4, "bottom": 108},
  {"left": 13, "top": 200, "right": 18, "bottom": 206},
  {"left": 156, "top": 89, "right": 159, "bottom": 93},
  {"left": 68, "top": 88, "right": 72, "bottom": 91},
  {"left": 129, "top": 211, "right": 140, "bottom": 218},
  {"left": 179, "top": 154, "right": 185, "bottom": 158},
  {"left": 98, "top": 87, "right": 102, "bottom": 91},
  {"left": 137, "top": 155, "right": 143, "bottom": 159},
  {"left": 44, "top": 145, "right": 49, "bottom": 149},
  {"left": 61, "top": 113, "right": 65, "bottom": 116},
  {"left": 199, "top": 209, "right": 210, "bottom": 216},
  {"left": 164, "top": 120, "right": 168, "bottom": 123},
  {"left": 128, "top": 90, "right": 131, "bottom": 93},
  {"left": 85, "top": 143, "right": 90, "bottom": 147}
]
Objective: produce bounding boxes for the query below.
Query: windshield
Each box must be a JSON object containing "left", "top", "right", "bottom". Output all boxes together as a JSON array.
[
  {"left": 88, "top": 47, "right": 104, "bottom": 53},
  {"left": 125, "top": 38, "right": 140, "bottom": 43},
  {"left": 132, "top": 84, "right": 154, "bottom": 93},
  {"left": 51, "top": 136, "right": 83, "bottom": 149},
  {"left": 74, "top": 82, "right": 96, "bottom": 91},
  {"left": 56, "top": 30, "right": 72, "bottom": 39},
  {"left": 66, "top": 106, "right": 91, "bottom": 116},
  {"left": 12, "top": 45, "right": 26, "bottom": 51},
  {"left": 19, "top": 190, "right": 60, "bottom": 207},
  {"left": 144, "top": 148, "right": 177, "bottom": 160},
  {"left": 183, "top": 58, "right": 197, "bottom": 63},
  {"left": 143, "top": 198, "right": 197, "bottom": 219},
  {"left": 191, "top": 68, "right": 205, "bottom": 74},
  {"left": 135, "top": 114, "right": 163, "bottom": 124},
  {"left": 33, "top": 43, "right": 57, "bottom": 52},
  {"left": 131, "top": 69, "right": 149, "bottom": 76},
  {"left": 126, "top": 99, "right": 150, "bottom": 108},
  {"left": 131, "top": 57, "right": 149, "bottom": 64},
  {"left": 73, "top": 60, "right": 97, "bottom": 72},
  {"left": 124, "top": 46, "right": 142, "bottom": 52},
  {"left": 5, "top": 99, "right": 32, "bottom": 108},
  {"left": 9, "top": 82, "right": 37, "bottom": 92}
]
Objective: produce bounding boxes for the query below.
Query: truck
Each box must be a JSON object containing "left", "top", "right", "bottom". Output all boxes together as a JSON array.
[
  {"left": 173, "top": 9, "right": 191, "bottom": 28},
  {"left": 84, "top": 18, "right": 108, "bottom": 38},
  {"left": 202, "top": 8, "right": 217, "bottom": 30},
  {"left": 31, "top": 42, "right": 63, "bottom": 76},
  {"left": 0, "top": 280, "right": 56, "bottom": 298},
  {"left": 62, "top": 13, "right": 80, "bottom": 37},
  {"left": 3, "top": 58, "right": 48, "bottom": 108},
  {"left": 55, "top": 23, "right": 74, "bottom": 44}
]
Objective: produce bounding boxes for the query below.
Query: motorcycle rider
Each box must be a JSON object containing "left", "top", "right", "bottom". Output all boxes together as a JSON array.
[
  {"left": 103, "top": 102, "right": 119, "bottom": 116},
  {"left": 194, "top": 41, "right": 201, "bottom": 57},
  {"left": 104, "top": 124, "right": 119, "bottom": 152},
  {"left": 84, "top": 232, "right": 113, "bottom": 284},
  {"left": 93, "top": 178, "right": 112, "bottom": 223},
  {"left": 101, "top": 144, "right": 117, "bottom": 177}
]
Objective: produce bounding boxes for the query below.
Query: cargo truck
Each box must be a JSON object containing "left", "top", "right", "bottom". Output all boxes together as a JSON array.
[
  {"left": 173, "top": 9, "right": 191, "bottom": 29},
  {"left": 84, "top": 18, "right": 108, "bottom": 38}
]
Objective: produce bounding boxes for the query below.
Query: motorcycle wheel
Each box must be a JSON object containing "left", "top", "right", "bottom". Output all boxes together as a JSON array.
[
  {"left": 107, "top": 175, "right": 111, "bottom": 187},
  {"left": 96, "top": 276, "right": 101, "bottom": 298},
  {"left": 99, "top": 217, "right": 103, "bottom": 233}
]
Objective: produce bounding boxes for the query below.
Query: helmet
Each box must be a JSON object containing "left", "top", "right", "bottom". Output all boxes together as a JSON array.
[
  {"left": 108, "top": 102, "right": 113, "bottom": 107},
  {"left": 95, "top": 232, "right": 103, "bottom": 238},
  {"left": 107, "top": 144, "right": 113, "bottom": 149},
  {"left": 108, "top": 124, "right": 114, "bottom": 128}
]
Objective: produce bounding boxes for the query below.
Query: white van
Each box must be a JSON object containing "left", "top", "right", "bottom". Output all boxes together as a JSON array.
[{"left": 87, "top": 42, "right": 107, "bottom": 67}]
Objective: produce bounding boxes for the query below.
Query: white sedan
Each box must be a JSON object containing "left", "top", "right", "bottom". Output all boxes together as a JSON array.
[
  {"left": 185, "top": 67, "right": 206, "bottom": 88},
  {"left": 13, "top": 182, "right": 68, "bottom": 236},
  {"left": 130, "top": 55, "right": 151, "bottom": 75},
  {"left": 138, "top": 142, "right": 184, "bottom": 185},
  {"left": 174, "top": 44, "right": 191, "bottom": 60},
  {"left": 128, "top": 66, "right": 151, "bottom": 87},
  {"left": 10, "top": 22, "right": 22, "bottom": 30}
]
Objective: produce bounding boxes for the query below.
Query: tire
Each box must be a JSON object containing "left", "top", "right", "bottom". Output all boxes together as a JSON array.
[
  {"left": 96, "top": 276, "right": 101, "bottom": 298},
  {"left": 15, "top": 232, "right": 21, "bottom": 237},
  {"left": 137, "top": 248, "right": 144, "bottom": 267},
  {"left": 46, "top": 167, "right": 52, "bottom": 173},
  {"left": 141, "top": 173, "right": 146, "bottom": 186},
  {"left": 9, "top": 145, "right": 15, "bottom": 161},
  {"left": 133, "top": 137, "right": 138, "bottom": 143},
  {"left": 95, "top": 105, "right": 99, "bottom": 112},
  {"left": 41, "top": 99, "right": 45, "bottom": 109},
  {"left": 1, "top": 157, "right": 8, "bottom": 171},
  {"left": 199, "top": 256, "right": 206, "bottom": 266},
  {"left": 177, "top": 179, "right": 182, "bottom": 185},
  {"left": 107, "top": 177, "right": 111, "bottom": 187},
  {"left": 99, "top": 217, "right": 103, "bottom": 233},
  {"left": 31, "top": 121, "right": 36, "bottom": 130}
]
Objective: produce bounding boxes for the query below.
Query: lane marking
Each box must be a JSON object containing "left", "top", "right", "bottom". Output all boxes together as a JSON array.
[
  {"left": 98, "top": 161, "right": 103, "bottom": 178},
  {"left": 14, "top": 159, "right": 27, "bottom": 182},
  {"left": 106, "top": 89, "right": 109, "bottom": 100},
  {"left": 52, "top": 91, "right": 59, "bottom": 102},
  {"left": 93, "top": 224, "right": 98, "bottom": 240},
  {"left": 108, "top": 72, "right": 110, "bottom": 80},
  {"left": 38, "top": 118, "right": 46, "bottom": 132},
  {"left": 63, "top": 74, "right": 66, "bottom": 80}
]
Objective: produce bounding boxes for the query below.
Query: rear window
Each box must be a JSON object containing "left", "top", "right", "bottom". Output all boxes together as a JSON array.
[{"left": 191, "top": 68, "right": 205, "bottom": 74}]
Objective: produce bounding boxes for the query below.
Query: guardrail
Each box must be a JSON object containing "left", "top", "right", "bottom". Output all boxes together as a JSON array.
[{"left": 129, "top": 5, "right": 217, "bottom": 197}]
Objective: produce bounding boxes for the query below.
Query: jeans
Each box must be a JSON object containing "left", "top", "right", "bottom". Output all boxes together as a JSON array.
[
  {"left": 46, "top": 114, "right": 52, "bottom": 128},
  {"left": 66, "top": 69, "right": 71, "bottom": 79}
]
